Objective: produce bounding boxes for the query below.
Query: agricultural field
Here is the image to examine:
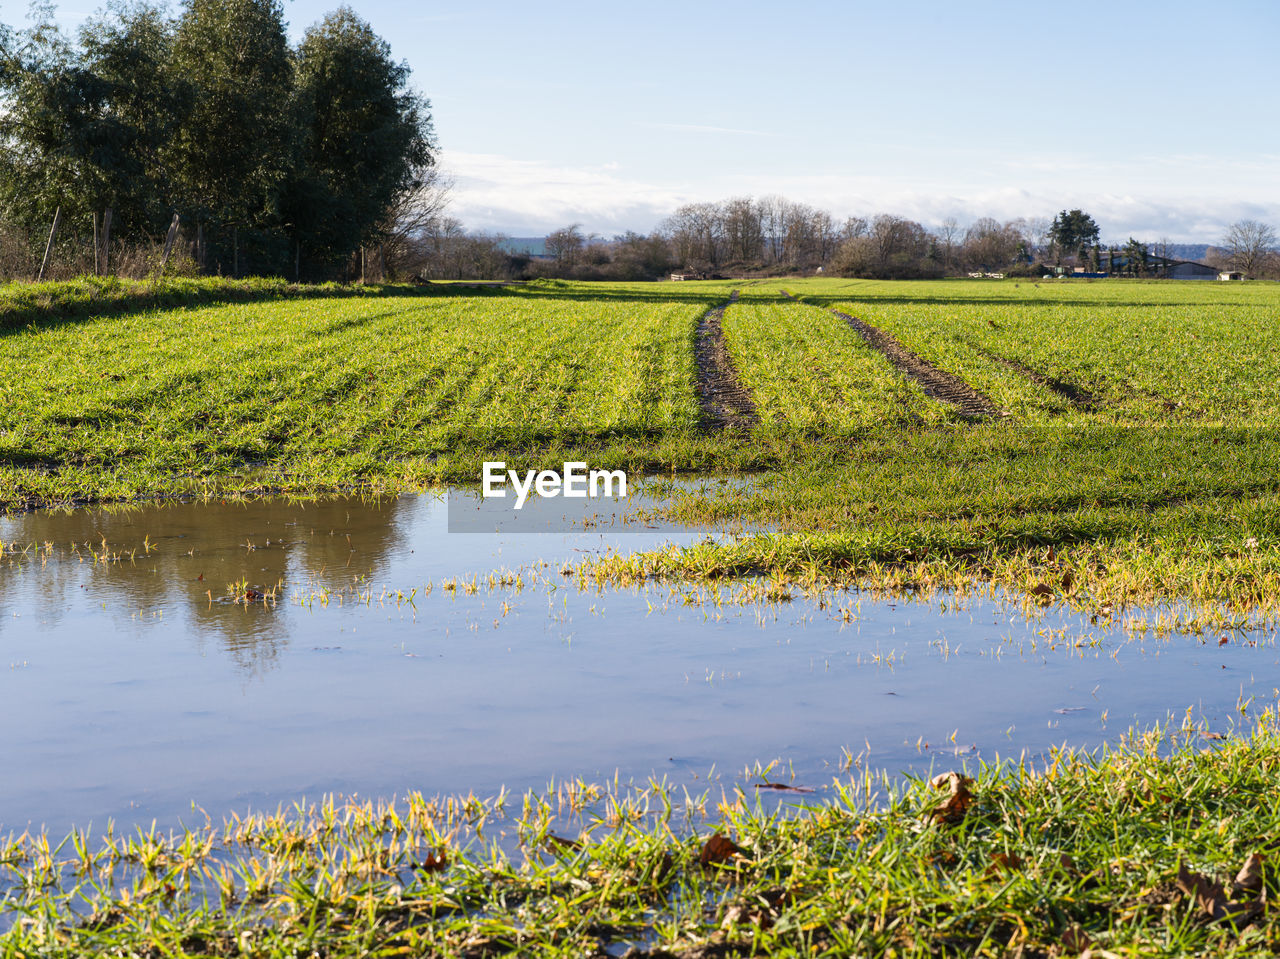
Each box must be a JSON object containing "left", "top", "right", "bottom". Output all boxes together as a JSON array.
[
  {"left": 1, "top": 275, "right": 1278, "bottom": 616},
  {"left": 5, "top": 275, "right": 1280, "bottom": 957}
]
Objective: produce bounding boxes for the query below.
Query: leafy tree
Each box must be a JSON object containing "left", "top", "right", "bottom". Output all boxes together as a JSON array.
[
  {"left": 1122, "top": 237, "right": 1149, "bottom": 277},
  {"left": 1048, "top": 209, "right": 1100, "bottom": 265},
  {"left": 0, "top": 8, "right": 119, "bottom": 232},
  {"left": 290, "top": 6, "right": 434, "bottom": 274},
  {"left": 167, "top": 0, "right": 298, "bottom": 264},
  {"left": 79, "top": 3, "right": 184, "bottom": 234}
]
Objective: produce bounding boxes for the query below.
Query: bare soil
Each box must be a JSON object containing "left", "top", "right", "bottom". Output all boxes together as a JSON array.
[{"left": 693, "top": 291, "right": 758, "bottom": 430}]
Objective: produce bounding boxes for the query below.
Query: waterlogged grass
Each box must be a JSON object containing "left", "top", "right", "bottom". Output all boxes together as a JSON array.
[
  {"left": 8, "top": 713, "right": 1280, "bottom": 956},
  {"left": 597, "top": 425, "right": 1280, "bottom": 625}
]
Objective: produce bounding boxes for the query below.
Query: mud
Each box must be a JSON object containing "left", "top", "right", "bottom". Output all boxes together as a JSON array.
[{"left": 694, "top": 291, "right": 758, "bottom": 429}]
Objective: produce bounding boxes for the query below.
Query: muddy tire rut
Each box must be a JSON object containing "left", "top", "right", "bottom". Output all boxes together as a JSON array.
[
  {"left": 694, "top": 291, "right": 758, "bottom": 429},
  {"left": 782, "top": 292, "right": 1001, "bottom": 419},
  {"left": 976, "top": 348, "right": 1099, "bottom": 410}
]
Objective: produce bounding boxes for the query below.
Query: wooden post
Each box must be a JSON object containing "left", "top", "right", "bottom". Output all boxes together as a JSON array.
[
  {"left": 196, "top": 223, "right": 204, "bottom": 271},
  {"left": 360, "top": 246, "right": 366, "bottom": 283},
  {"left": 295, "top": 242, "right": 300, "bottom": 282},
  {"left": 92, "top": 212, "right": 99, "bottom": 276},
  {"left": 37, "top": 207, "right": 62, "bottom": 281},
  {"left": 157, "top": 213, "right": 180, "bottom": 275},
  {"left": 233, "top": 227, "right": 238, "bottom": 277},
  {"left": 101, "top": 209, "right": 113, "bottom": 275}
]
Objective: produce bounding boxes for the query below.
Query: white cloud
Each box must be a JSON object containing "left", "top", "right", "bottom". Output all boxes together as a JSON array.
[
  {"left": 441, "top": 151, "right": 693, "bottom": 236},
  {"left": 440, "top": 150, "right": 1280, "bottom": 243}
]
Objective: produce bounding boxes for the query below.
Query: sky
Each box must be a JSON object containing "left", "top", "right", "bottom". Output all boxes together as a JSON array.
[{"left": 35, "top": 0, "right": 1280, "bottom": 243}]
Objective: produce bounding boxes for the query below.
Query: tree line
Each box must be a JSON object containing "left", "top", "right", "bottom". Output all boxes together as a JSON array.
[
  {"left": 426, "top": 201, "right": 1275, "bottom": 282},
  {"left": 0, "top": 0, "right": 433, "bottom": 281}
]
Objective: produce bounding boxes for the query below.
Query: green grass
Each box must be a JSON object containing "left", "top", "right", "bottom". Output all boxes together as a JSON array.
[
  {"left": 8, "top": 712, "right": 1280, "bottom": 956},
  {"left": 3, "top": 275, "right": 1280, "bottom": 621}
]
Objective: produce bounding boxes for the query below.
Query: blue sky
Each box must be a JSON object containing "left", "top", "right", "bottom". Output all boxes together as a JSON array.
[{"left": 38, "top": 0, "right": 1280, "bottom": 241}]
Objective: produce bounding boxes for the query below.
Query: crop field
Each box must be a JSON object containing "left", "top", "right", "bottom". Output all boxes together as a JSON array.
[
  {"left": 6, "top": 275, "right": 1280, "bottom": 956},
  {"left": 779, "top": 278, "right": 1280, "bottom": 423},
  {"left": 1, "top": 275, "right": 1278, "bottom": 617}
]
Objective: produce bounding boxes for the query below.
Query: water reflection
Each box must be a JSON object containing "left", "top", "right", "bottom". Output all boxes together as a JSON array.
[
  {"left": 1, "top": 497, "right": 414, "bottom": 671},
  {"left": 1, "top": 491, "right": 1276, "bottom": 838}
]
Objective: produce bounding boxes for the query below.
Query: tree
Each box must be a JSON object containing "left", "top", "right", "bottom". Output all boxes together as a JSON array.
[
  {"left": 378, "top": 163, "right": 451, "bottom": 279},
  {"left": 0, "top": 9, "right": 119, "bottom": 233},
  {"left": 78, "top": 4, "right": 184, "bottom": 235},
  {"left": 663, "top": 203, "right": 722, "bottom": 270},
  {"left": 1122, "top": 237, "right": 1149, "bottom": 277},
  {"left": 936, "top": 217, "right": 961, "bottom": 272},
  {"left": 1047, "top": 209, "right": 1100, "bottom": 265},
  {"left": 1220, "top": 219, "right": 1276, "bottom": 277},
  {"left": 545, "top": 223, "right": 584, "bottom": 270},
  {"left": 167, "top": 0, "right": 298, "bottom": 269},
  {"left": 962, "top": 217, "right": 1019, "bottom": 271},
  {"left": 291, "top": 6, "right": 434, "bottom": 274},
  {"left": 720, "top": 196, "right": 761, "bottom": 264}
]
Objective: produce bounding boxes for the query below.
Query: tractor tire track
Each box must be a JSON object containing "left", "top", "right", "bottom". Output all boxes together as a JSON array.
[
  {"left": 974, "top": 348, "right": 1099, "bottom": 410},
  {"left": 694, "top": 291, "right": 757, "bottom": 429},
  {"left": 782, "top": 291, "right": 1001, "bottom": 420}
]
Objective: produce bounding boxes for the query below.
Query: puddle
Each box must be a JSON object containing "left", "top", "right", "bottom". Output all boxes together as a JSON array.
[{"left": 1, "top": 489, "right": 1276, "bottom": 835}]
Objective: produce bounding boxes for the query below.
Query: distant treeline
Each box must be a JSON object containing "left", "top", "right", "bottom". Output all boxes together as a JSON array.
[
  {"left": 420, "top": 200, "right": 1278, "bottom": 282},
  {"left": 0, "top": 0, "right": 433, "bottom": 281}
]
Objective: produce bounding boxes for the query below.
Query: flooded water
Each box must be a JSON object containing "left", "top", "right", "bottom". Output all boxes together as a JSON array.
[{"left": 1, "top": 489, "right": 1276, "bottom": 835}]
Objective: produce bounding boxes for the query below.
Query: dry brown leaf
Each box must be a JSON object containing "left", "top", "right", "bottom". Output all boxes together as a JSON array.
[
  {"left": 700, "top": 833, "right": 747, "bottom": 866},
  {"left": 929, "top": 771, "right": 975, "bottom": 825},
  {"left": 1233, "top": 852, "right": 1266, "bottom": 895},
  {"left": 984, "top": 851, "right": 1022, "bottom": 878},
  {"left": 1219, "top": 636, "right": 1230, "bottom": 646},
  {"left": 1202, "top": 731, "right": 1226, "bottom": 741},
  {"left": 1177, "top": 862, "right": 1263, "bottom": 925},
  {"left": 1029, "top": 583, "right": 1054, "bottom": 604}
]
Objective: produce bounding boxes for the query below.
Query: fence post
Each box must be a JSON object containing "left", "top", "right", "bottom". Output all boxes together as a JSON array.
[
  {"left": 92, "top": 212, "right": 99, "bottom": 276},
  {"left": 37, "top": 206, "right": 62, "bottom": 282},
  {"left": 233, "top": 227, "right": 238, "bottom": 277},
  {"left": 157, "top": 212, "right": 181, "bottom": 275},
  {"left": 101, "top": 209, "right": 113, "bottom": 275},
  {"left": 196, "top": 223, "right": 204, "bottom": 271}
]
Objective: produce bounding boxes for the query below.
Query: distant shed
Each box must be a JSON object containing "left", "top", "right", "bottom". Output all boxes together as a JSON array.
[
  {"left": 1166, "top": 260, "right": 1218, "bottom": 280},
  {"left": 1218, "top": 270, "right": 1245, "bottom": 281}
]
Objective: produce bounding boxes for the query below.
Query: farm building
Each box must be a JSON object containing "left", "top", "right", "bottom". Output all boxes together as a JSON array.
[
  {"left": 1218, "top": 270, "right": 1245, "bottom": 281},
  {"left": 1166, "top": 260, "right": 1218, "bottom": 280},
  {"left": 1098, "top": 250, "right": 1218, "bottom": 279}
]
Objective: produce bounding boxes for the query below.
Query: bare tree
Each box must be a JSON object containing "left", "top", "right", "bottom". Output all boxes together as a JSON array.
[
  {"left": 545, "top": 223, "right": 585, "bottom": 270},
  {"left": 721, "top": 196, "right": 762, "bottom": 264},
  {"left": 1220, "top": 219, "right": 1277, "bottom": 276},
  {"left": 662, "top": 203, "right": 723, "bottom": 270},
  {"left": 962, "top": 217, "right": 1020, "bottom": 271},
  {"left": 381, "top": 165, "right": 453, "bottom": 279},
  {"left": 841, "top": 216, "right": 869, "bottom": 241},
  {"left": 936, "top": 217, "right": 961, "bottom": 273}
]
